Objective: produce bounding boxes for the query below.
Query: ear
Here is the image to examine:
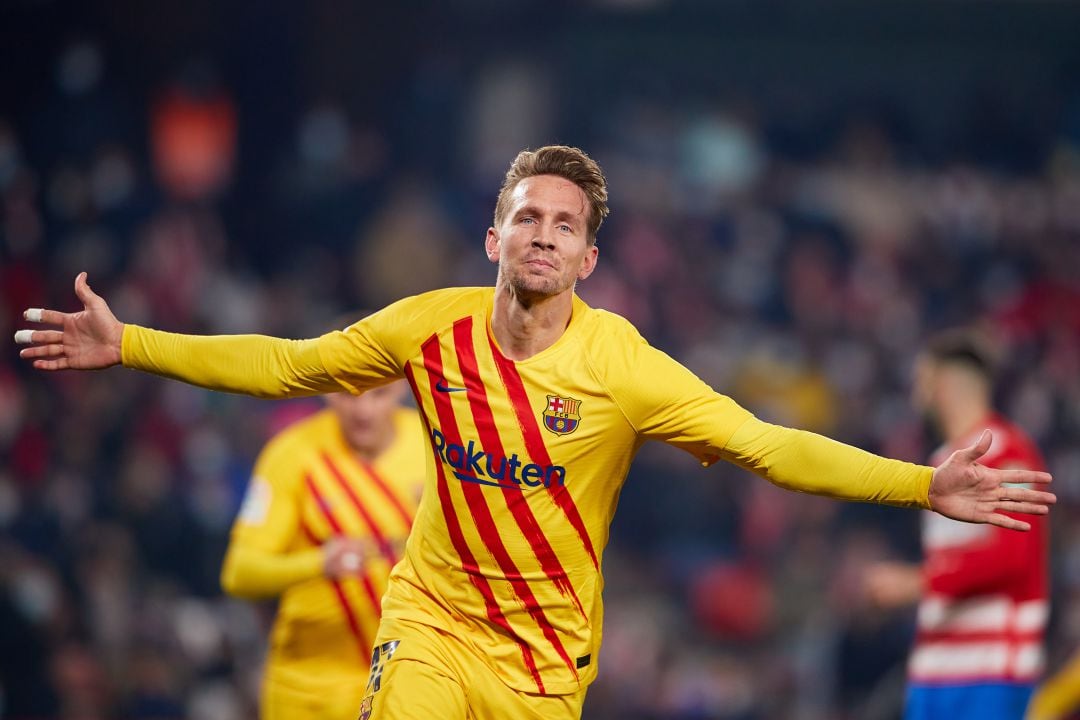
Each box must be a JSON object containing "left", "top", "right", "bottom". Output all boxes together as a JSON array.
[
  {"left": 577, "top": 244, "right": 599, "bottom": 281},
  {"left": 485, "top": 228, "right": 500, "bottom": 264}
]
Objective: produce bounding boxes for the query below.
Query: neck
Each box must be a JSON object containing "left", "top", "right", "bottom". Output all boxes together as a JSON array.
[{"left": 490, "top": 280, "right": 574, "bottom": 361}]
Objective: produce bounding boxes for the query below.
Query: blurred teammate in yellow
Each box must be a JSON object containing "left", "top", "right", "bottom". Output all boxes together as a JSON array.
[{"left": 221, "top": 381, "right": 424, "bottom": 720}]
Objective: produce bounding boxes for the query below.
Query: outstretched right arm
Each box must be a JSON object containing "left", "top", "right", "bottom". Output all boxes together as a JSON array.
[{"left": 16, "top": 272, "right": 342, "bottom": 398}]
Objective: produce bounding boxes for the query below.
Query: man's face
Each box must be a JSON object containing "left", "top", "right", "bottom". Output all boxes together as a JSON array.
[
  {"left": 485, "top": 174, "right": 598, "bottom": 300},
  {"left": 325, "top": 381, "right": 407, "bottom": 454}
]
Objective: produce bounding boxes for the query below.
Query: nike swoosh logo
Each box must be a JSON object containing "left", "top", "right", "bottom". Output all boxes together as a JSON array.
[{"left": 435, "top": 380, "right": 468, "bottom": 393}]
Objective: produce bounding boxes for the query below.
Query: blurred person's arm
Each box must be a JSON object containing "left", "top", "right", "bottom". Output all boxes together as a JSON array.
[
  {"left": 1027, "top": 650, "right": 1080, "bottom": 720},
  {"left": 864, "top": 561, "right": 924, "bottom": 609},
  {"left": 221, "top": 544, "right": 326, "bottom": 599},
  {"left": 221, "top": 429, "right": 368, "bottom": 599},
  {"left": 221, "top": 538, "right": 371, "bottom": 599}
]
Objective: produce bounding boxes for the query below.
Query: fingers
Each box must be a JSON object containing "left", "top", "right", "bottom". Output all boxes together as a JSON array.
[
  {"left": 993, "top": 468, "right": 1054, "bottom": 486},
  {"left": 23, "top": 308, "right": 68, "bottom": 326},
  {"left": 1001, "top": 485, "right": 1057, "bottom": 505},
  {"left": 996, "top": 502, "right": 1050, "bottom": 516},
  {"left": 31, "top": 358, "right": 70, "bottom": 371},
  {"left": 15, "top": 330, "right": 63, "bottom": 346},
  {"left": 985, "top": 513, "right": 1032, "bottom": 532},
  {"left": 20, "top": 343, "right": 66, "bottom": 359}
]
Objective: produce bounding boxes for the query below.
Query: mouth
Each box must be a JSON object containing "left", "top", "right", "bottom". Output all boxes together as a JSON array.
[{"left": 524, "top": 258, "right": 556, "bottom": 271}]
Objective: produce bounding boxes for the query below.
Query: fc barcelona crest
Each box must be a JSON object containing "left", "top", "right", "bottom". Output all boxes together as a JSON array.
[{"left": 543, "top": 395, "right": 582, "bottom": 436}]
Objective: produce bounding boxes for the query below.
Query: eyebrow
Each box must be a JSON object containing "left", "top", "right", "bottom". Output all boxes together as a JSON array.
[{"left": 514, "top": 205, "right": 583, "bottom": 227}]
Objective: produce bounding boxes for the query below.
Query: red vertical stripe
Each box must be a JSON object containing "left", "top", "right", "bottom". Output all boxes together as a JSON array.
[
  {"left": 360, "top": 458, "right": 415, "bottom": 529},
  {"left": 304, "top": 475, "right": 383, "bottom": 641},
  {"left": 423, "top": 331, "right": 578, "bottom": 680},
  {"left": 404, "top": 358, "right": 546, "bottom": 693},
  {"left": 488, "top": 334, "right": 599, "bottom": 569},
  {"left": 300, "top": 518, "right": 322, "bottom": 546},
  {"left": 454, "top": 318, "right": 586, "bottom": 620},
  {"left": 321, "top": 452, "right": 400, "bottom": 567}
]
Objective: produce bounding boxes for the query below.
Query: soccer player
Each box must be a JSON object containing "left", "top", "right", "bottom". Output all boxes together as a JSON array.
[
  {"left": 220, "top": 380, "right": 424, "bottom": 720},
  {"left": 17, "top": 146, "right": 1055, "bottom": 720},
  {"left": 865, "top": 331, "right": 1049, "bottom": 719}
]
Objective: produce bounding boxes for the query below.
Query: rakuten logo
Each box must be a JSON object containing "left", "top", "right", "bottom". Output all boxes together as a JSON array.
[{"left": 429, "top": 428, "right": 566, "bottom": 489}]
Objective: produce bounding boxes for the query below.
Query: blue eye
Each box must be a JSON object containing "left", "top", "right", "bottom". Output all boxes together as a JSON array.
[
  {"left": 559, "top": 225, "right": 572, "bottom": 232},
  {"left": 522, "top": 217, "right": 535, "bottom": 225}
]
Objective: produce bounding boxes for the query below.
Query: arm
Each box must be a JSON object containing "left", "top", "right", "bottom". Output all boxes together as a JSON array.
[
  {"left": 220, "top": 544, "right": 326, "bottom": 599},
  {"left": 221, "top": 537, "right": 372, "bottom": 599},
  {"left": 17, "top": 272, "right": 359, "bottom": 397},
  {"left": 725, "top": 414, "right": 1054, "bottom": 528},
  {"left": 221, "top": 439, "right": 374, "bottom": 598},
  {"left": 608, "top": 324, "right": 1054, "bottom": 527},
  {"left": 721, "top": 416, "right": 933, "bottom": 508},
  {"left": 123, "top": 325, "right": 337, "bottom": 398}
]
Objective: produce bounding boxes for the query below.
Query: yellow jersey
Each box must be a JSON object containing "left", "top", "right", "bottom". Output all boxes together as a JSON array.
[
  {"left": 225, "top": 407, "right": 424, "bottom": 689},
  {"left": 124, "top": 287, "right": 932, "bottom": 696}
]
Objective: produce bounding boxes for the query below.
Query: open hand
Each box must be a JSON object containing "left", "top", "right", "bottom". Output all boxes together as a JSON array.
[
  {"left": 15, "top": 272, "right": 124, "bottom": 371},
  {"left": 928, "top": 429, "right": 1055, "bottom": 531}
]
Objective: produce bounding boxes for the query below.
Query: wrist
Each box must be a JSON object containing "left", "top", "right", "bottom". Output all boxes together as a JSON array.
[{"left": 113, "top": 322, "right": 127, "bottom": 367}]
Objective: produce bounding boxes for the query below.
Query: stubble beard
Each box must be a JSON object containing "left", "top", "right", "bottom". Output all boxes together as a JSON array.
[{"left": 502, "top": 261, "right": 572, "bottom": 302}]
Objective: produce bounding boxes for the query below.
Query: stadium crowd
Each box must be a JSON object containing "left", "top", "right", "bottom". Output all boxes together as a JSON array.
[{"left": 2, "top": 10, "right": 1080, "bottom": 720}]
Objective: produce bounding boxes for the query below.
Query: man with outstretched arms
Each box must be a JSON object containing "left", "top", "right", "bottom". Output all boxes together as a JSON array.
[{"left": 17, "top": 146, "right": 1055, "bottom": 720}]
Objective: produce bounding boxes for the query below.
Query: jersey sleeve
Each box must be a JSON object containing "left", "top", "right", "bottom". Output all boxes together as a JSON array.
[
  {"left": 318, "top": 289, "right": 465, "bottom": 394},
  {"left": 597, "top": 320, "right": 755, "bottom": 463},
  {"left": 122, "top": 326, "right": 343, "bottom": 397},
  {"left": 598, "top": 317, "right": 932, "bottom": 508},
  {"left": 721, "top": 418, "right": 933, "bottom": 508},
  {"left": 220, "top": 431, "right": 324, "bottom": 598}
]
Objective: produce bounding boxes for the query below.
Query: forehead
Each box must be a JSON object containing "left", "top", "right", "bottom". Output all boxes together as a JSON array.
[{"left": 506, "top": 175, "right": 589, "bottom": 218}]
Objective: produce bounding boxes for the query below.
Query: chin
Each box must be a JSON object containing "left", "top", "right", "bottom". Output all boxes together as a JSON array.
[{"left": 510, "top": 274, "right": 569, "bottom": 298}]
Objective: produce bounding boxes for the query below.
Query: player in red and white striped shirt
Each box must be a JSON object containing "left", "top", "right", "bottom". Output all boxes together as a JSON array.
[{"left": 867, "top": 331, "right": 1049, "bottom": 719}]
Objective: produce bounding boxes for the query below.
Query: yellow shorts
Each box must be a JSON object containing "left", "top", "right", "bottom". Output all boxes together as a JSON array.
[
  {"left": 358, "top": 617, "right": 587, "bottom": 720},
  {"left": 261, "top": 672, "right": 366, "bottom": 720}
]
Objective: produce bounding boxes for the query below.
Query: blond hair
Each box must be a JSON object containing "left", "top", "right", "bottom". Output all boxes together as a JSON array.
[{"left": 493, "top": 145, "right": 609, "bottom": 244}]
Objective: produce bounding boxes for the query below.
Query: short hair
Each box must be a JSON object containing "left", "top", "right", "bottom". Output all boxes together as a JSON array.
[
  {"left": 493, "top": 145, "right": 609, "bottom": 244},
  {"left": 923, "top": 329, "right": 997, "bottom": 381}
]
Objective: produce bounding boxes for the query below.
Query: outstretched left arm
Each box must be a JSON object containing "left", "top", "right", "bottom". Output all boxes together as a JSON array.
[{"left": 723, "top": 419, "right": 1054, "bottom": 530}]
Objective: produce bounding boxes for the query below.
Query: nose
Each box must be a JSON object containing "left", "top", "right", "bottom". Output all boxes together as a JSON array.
[{"left": 531, "top": 224, "right": 556, "bottom": 250}]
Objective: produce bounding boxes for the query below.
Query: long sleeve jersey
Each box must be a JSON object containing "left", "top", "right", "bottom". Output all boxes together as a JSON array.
[{"left": 123, "top": 287, "right": 934, "bottom": 695}]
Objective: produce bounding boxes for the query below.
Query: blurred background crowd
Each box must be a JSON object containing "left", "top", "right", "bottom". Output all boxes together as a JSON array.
[{"left": 2, "top": 1, "right": 1080, "bottom": 718}]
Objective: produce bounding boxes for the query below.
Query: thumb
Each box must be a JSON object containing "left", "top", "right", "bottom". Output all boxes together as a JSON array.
[
  {"left": 961, "top": 429, "right": 992, "bottom": 462},
  {"left": 74, "top": 271, "right": 98, "bottom": 308}
]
